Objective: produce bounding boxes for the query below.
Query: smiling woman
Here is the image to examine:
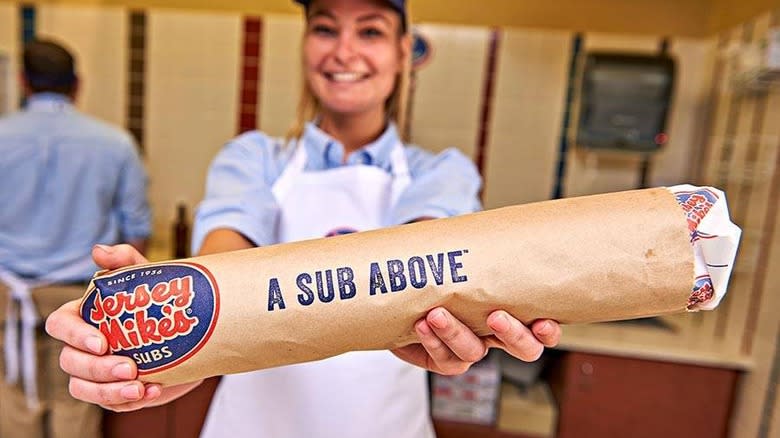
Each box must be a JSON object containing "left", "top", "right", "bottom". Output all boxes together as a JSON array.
[
  {"left": 288, "top": 0, "right": 411, "bottom": 150},
  {"left": 44, "top": 0, "right": 562, "bottom": 437}
]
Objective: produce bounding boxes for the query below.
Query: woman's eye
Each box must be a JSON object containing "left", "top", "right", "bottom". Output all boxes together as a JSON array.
[
  {"left": 359, "top": 27, "right": 384, "bottom": 38},
  {"left": 312, "top": 25, "right": 337, "bottom": 36}
]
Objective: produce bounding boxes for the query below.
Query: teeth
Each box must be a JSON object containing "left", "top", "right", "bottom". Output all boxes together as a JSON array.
[{"left": 330, "top": 72, "right": 363, "bottom": 82}]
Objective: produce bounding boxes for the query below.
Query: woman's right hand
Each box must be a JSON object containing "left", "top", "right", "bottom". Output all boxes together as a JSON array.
[{"left": 45, "top": 244, "right": 203, "bottom": 412}]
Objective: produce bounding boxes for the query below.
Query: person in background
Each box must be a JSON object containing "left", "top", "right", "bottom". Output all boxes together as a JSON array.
[
  {"left": 45, "top": 0, "right": 562, "bottom": 437},
  {"left": 0, "top": 38, "right": 151, "bottom": 438}
]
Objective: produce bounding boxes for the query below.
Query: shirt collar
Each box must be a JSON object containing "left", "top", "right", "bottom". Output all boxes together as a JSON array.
[
  {"left": 300, "top": 121, "right": 402, "bottom": 171},
  {"left": 25, "top": 93, "right": 74, "bottom": 113}
]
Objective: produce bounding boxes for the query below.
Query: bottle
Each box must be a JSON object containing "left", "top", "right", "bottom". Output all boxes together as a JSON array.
[{"left": 172, "top": 203, "right": 190, "bottom": 258}]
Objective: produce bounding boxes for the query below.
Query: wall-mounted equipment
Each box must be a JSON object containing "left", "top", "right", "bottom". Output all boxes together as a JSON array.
[{"left": 575, "top": 52, "right": 676, "bottom": 153}]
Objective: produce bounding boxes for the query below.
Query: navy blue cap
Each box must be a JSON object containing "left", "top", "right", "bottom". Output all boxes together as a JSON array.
[{"left": 293, "top": 0, "right": 407, "bottom": 25}]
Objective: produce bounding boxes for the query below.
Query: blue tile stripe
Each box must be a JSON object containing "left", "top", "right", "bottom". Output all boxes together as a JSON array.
[
  {"left": 21, "top": 5, "right": 35, "bottom": 44},
  {"left": 551, "top": 33, "right": 582, "bottom": 199}
]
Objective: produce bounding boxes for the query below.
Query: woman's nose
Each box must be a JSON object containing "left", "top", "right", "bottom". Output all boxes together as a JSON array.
[{"left": 333, "top": 33, "right": 357, "bottom": 63}]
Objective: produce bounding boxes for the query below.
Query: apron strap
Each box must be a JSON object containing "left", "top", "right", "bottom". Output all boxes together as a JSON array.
[
  {"left": 388, "top": 141, "right": 411, "bottom": 209},
  {"left": 271, "top": 141, "right": 308, "bottom": 200}
]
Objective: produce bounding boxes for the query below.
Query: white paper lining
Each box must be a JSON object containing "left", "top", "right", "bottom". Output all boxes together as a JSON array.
[{"left": 667, "top": 185, "right": 742, "bottom": 311}]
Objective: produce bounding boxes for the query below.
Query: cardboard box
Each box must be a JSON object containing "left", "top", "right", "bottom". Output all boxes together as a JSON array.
[
  {"left": 497, "top": 381, "right": 558, "bottom": 437},
  {"left": 431, "top": 355, "right": 501, "bottom": 425}
]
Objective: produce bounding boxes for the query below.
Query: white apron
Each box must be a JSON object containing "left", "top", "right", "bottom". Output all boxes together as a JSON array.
[{"left": 200, "top": 139, "right": 435, "bottom": 438}]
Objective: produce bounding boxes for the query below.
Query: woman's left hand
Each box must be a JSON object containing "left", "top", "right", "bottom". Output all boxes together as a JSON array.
[{"left": 391, "top": 308, "right": 561, "bottom": 375}]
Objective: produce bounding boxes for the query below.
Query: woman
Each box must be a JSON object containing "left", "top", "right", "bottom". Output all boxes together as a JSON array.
[{"left": 45, "top": 0, "right": 561, "bottom": 436}]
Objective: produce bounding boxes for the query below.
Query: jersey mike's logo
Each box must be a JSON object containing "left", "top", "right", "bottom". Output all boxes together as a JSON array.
[
  {"left": 80, "top": 263, "right": 219, "bottom": 375},
  {"left": 688, "top": 274, "right": 715, "bottom": 309},
  {"left": 674, "top": 188, "right": 719, "bottom": 239}
]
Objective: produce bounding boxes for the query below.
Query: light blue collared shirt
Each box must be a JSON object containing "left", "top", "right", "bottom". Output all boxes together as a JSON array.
[
  {"left": 0, "top": 93, "right": 151, "bottom": 281},
  {"left": 193, "top": 122, "right": 482, "bottom": 252}
]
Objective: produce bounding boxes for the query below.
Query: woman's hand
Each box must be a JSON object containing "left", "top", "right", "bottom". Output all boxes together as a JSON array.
[
  {"left": 45, "top": 244, "right": 202, "bottom": 412},
  {"left": 392, "top": 308, "right": 561, "bottom": 375}
]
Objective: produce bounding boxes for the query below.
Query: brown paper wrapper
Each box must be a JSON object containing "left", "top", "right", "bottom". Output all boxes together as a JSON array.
[{"left": 80, "top": 187, "right": 694, "bottom": 385}]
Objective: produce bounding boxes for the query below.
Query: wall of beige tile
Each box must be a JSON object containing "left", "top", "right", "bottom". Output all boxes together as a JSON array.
[
  {"left": 145, "top": 10, "right": 241, "bottom": 241},
  {"left": 482, "top": 28, "right": 570, "bottom": 208},
  {"left": 408, "top": 24, "right": 488, "bottom": 159},
  {"left": 0, "top": 3, "right": 19, "bottom": 115},
  {"left": 37, "top": 4, "right": 128, "bottom": 127},
  {"left": 258, "top": 14, "right": 303, "bottom": 138}
]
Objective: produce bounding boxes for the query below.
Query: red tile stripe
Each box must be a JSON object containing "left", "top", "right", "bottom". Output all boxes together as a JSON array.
[
  {"left": 238, "top": 17, "right": 262, "bottom": 134},
  {"left": 127, "top": 10, "right": 146, "bottom": 151},
  {"left": 475, "top": 28, "right": 501, "bottom": 199}
]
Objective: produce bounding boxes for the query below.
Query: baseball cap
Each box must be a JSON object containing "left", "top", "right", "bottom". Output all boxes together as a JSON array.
[{"left": 293, "top": 0, "right": 407, "bottom": 31}]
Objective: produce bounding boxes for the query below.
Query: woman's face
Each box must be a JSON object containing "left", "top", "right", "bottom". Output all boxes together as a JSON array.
[{"left": 303, "top": 0, "right": 407, "bottom": 118}]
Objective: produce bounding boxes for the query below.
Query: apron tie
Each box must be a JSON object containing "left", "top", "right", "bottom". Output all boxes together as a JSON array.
[
  {"left": 1, "top": 269, "right": 46, "bottom": 410},
  {"left": 1, "top": 256, "right": 96, "bottom": 410}
]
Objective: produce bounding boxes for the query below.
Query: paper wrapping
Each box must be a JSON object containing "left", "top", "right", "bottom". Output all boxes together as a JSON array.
[{"left": 79, "top": 186, "right": 740, "bottom": 385}]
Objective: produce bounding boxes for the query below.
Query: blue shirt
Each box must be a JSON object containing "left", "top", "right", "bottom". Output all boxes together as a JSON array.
[
  {"left": 0, "top": 93, "right": 151, "bottom": 281},
  {"left": 193, "top": 122, "right": 482, "bottom": 253}
]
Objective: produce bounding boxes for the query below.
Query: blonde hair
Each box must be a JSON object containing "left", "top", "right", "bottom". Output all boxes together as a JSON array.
[{"left": 286, "top": 9, "right": 412, "bottom": 142}]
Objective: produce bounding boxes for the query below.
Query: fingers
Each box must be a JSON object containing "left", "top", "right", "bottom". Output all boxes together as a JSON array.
[
  {"left": 410, "top": 308, "right": 487, "bottom": 375},
  {"left": 426, "top": 308, "right": 486, "bottom": 363},
  {"left": 531, "top": 319, "right": 562, "bottom": 348},
  {"left": 45, "top": 300, "right": 107, "bottom": 355},
  {"left": 487, "top": 310, "right": 544, "bottom": 362},
  {"left": 390, "top": 344, "right": 432, "bottom": 371},
  {"left": 59, "top": 346, "right": 137, "bottom": 383},
  {"left": 69, "top": 378, "right": 162, "bottom": 411},
  {"left": 399, "top": 310, "right": 561, "bottom": 375},
  {"left": 92, "top": 244, "right": 148, "bottom": 271}
]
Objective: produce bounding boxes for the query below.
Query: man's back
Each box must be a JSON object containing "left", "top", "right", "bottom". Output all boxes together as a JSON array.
[{"left": 0, "top": 92, "right": 150, "bottom": 281}]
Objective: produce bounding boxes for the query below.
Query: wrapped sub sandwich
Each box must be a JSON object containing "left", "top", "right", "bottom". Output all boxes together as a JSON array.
[{"left": 80, "top": 185, "right": 741, "bottom": 385}]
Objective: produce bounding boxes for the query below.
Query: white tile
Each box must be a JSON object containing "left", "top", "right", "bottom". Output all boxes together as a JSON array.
[
  {"left": 259, "top": 14, "right": 304, "bottom": 138},
  {"left": 37, "top": 4, "right": 127, "bottom": 127},
  {"left": 482, "top": 28, "right": 571, "bottom": 208},
  {"left": 146, "top": 9, "right": 242, "bottom": 240},
  {"left": 410, "top": 24, "right": 489, "bottom": 157},
  {"left": 0, "top": 2, "right": 20, "bottom": 114}
]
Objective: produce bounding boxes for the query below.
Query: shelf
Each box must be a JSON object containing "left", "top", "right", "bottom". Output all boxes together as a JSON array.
[
  {"left": 556, "top": 319, "right": 753, "bottom": 370},
  {"left": 731, "top": 67, "right": 780, "bottom": 95}
]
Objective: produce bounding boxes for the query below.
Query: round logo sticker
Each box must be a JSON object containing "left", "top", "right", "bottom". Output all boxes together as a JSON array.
[
  {"left": 412, "top": 30, "right": 432, "bottom": 70},
  {"left": 80, "top": 262, "right": 219, "bottom": 375}
]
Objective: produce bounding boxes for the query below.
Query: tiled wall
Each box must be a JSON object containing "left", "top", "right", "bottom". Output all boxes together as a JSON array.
[
  {"left": 482, "top": 29, "right": 571, "bottom": 207},
  {"left": 409, "top": 24, "right": 489, "bottom": 159},
  {"left": 0, "top": 3, "right": 19, "bottom": 114},
  {"left": 258, "top": 14, "right": 303, "bottom": 137},
  {"left": 697, "top": 10, "right": 780, "bottom": 438},
  {"left": 37, "top": 4, "right": 128, "bottom": 127},
  {"left": 144, "top": 10, "right": 241, "bottom": 235},
  {"left": 0, "top": 3, "right": 715, "bottom": 248}
]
